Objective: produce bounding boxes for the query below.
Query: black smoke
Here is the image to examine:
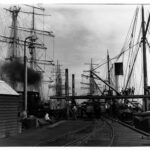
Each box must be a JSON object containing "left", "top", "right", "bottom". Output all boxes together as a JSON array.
[{"left": 1, "top": 59, "right": 42, "bottom": 85}]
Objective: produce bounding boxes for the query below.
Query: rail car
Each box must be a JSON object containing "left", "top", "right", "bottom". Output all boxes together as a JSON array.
[
  {"left": 18, "top": 91, "right": 42, "bottom": 116},
  {"left": 77, "top": 100, "right": 104, "bottom": 119},
  {"left": 133, "top": 111, "right": 150, "bottom": 132},
  {"left": 105, "top": 101, "right": 138, "bottom": 124}
]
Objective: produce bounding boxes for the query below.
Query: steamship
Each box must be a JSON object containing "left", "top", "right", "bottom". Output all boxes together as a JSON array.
[{"left": 79, "top": 5, "right": 150, "bottom": 131}]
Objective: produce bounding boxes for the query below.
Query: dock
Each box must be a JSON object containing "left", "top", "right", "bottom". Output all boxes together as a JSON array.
[
  {"left": 0, "top": 120, "right": 92, "bottom": 146},
  {"left": 83, "top": 118, "right": 150, "bottom": 146},
  {"left": 0, "top": 118, "right": 150, "bottom": 146}
]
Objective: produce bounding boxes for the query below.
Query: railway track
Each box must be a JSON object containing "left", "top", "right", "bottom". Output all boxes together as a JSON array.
[
  {"left": 78, "top": 117, "right": 150, "bottom": 146},
  {"left": 103, "top": 116, "right": 150, "bottom": 146},
  {"left": 36, "top": 118, "right": 114, "bottom": 146},
  {"left": 81, "top": 117, "right": 115, "bottom": 146},
  {"left": 36, "top": 120, "right": 100, "bottom": 146},
  {"left": 65, "top": 119, "right": 105, "bottom": 146},
  {"left": 36, "top": 117, "right": 150, "bottom": 146},
  {"left": 36, "top": 118, "right": 115, "bottom": 146}
]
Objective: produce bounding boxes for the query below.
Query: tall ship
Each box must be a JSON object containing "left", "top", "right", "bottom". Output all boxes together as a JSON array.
[{"left": 0, "top": 4, "right": 56, "bottom": 115}]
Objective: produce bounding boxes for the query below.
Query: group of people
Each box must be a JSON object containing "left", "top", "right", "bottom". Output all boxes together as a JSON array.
[{"left": 121, "top": 87, "right": 135, "bottom": 95}]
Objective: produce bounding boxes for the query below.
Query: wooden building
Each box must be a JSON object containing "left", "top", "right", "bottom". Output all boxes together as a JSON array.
[{"left": 0, "top": 80, "right": 22, "bottom": 138}]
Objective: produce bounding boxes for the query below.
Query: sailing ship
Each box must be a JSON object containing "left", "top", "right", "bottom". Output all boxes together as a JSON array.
[{"left": 0, "top": 4, "right": 55, "bottom": 115}]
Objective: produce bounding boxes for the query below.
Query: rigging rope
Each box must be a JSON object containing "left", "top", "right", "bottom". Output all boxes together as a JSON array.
[
  {"left": 124, "top": 26, "right": 142, "bottom": 89},
  {"left": 92, "top": 42, "right": 140, "bottom": 72},
  {"left": 123, "top": 7, "right": 139, "bottom": 88},
  {"left": 116, "top": 7, "right": 139, "bottom": 62}
]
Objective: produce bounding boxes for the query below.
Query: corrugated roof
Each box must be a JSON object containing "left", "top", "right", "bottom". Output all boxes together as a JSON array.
[{"left": 0, "top": 80, "right": 19, "bottom": 95}]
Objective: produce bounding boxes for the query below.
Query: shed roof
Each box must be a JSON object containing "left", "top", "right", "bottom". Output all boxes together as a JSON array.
[{"left": 0, "top": 80, "right": 19, "bottom": 95}]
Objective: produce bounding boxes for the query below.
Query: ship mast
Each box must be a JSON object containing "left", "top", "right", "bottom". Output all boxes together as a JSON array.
[
  {"left": 89, "top": 58, "right": 94, "bottom": 95},
  {"left": 107, "top": 50, "right": 111, "bottom": 95},
  {"left": 29, "top": 5, "right": 42, "bottom": 69},
  {"left": 141, "top": 5, "right": 148, "bottom": 111},
  {"left": 30, "top": 7, "right": 35, "bottom": 69},
  {"left": 5, "top": 6, "right": 21, "bottom": 60},
  {"left": 81, "top": 59, "right": 102, "bottom": 96},
  {"left": 11, "top": 6, "right": 20, "bottom": 59},
  {"left": 19, "top": 5, "right": 54, "bottom": 71}
]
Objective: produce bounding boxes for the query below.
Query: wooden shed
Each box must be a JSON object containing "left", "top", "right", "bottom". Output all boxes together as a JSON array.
[{"left": 0, "top": 80, "right": 22, "bottom": 138}]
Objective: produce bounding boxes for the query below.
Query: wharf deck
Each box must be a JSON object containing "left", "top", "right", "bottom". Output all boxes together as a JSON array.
[
  {"left": 1, "top": 118, "right": 150, "bottom": 146},
  {"left": 84, "top": 119, "right": 150, "bottom": 146},
  {"left": 0, "top": 120, "right": 92, "bottom": 146},
  {"left": 111, "top": 120, "right": 150, "bottom": 146}
]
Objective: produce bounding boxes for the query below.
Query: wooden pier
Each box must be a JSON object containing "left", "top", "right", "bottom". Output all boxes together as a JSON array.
[
  {"left": 83, "top": 118, "right": 150, "bottom": 146},
  {"left": 0, "top": 118, "right": 150, "bottom": 146}
]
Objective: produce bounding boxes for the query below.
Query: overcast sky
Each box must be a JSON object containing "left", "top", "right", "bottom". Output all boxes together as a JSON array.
[{"left": 43, "top": 4, "right": 136, "bottom": 95}]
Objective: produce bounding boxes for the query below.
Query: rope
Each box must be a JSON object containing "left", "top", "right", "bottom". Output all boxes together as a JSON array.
[
  {"left": 123, "top": 28, "right": 142, "bottom": 89},
  {"left": 92, "top": 42, "right": 140, "bottom": 72},
  {"left": 122, "top": 7, "right": 139, "bottom": 88},
  {"left": 117, "top": 8, "right": 138, "bottom": 61},
  {"left": 124, "top": 28, "right": 142, "bottom": 89}
]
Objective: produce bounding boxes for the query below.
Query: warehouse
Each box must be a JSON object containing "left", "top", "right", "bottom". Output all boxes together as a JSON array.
[{"left": 0, "top": 80, "right": 22, "bottom": 138}]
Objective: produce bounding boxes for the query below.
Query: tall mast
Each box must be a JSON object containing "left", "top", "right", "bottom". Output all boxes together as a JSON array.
[
  {"left": 30, "top": 7, "right": 36, "bottom": 69},
  {"left": 32, "top": 8, "right": 35, "bottom": 31},
  {"left": 141, "top": 5, "right": 148, "bottom": 111},
  {"left": 90, "top": 58, "right": 94, "bottom": 95},
  {"left": 12, "top": 7, "right": 20, "bottom": 59},
  {"left": 6, "top": 6, "right": 20, "bottom": 60},
  {"left": 2, "top": 6, "right": 21, "bottom": 89},
  {"left": 107, "top": 50, "right": 111, "bottom": 94},
  {"left": 19, "top": 5, "right": 54, "bottom": 71},
  {"left": 81, "top": 59, "right": 101, "bottom": 95}
]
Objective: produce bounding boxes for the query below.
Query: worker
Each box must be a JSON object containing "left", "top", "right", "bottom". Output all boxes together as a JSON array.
[
  {"left": 20, "top": 110, "right": 28, "bottom": 129},
  {"left": 72, "top": 105, "right": 77, "bottom": 120},
  {"left": 73, "top": 105, "right": 77, "bottom": 113},
  {"left": 21, "top": 110, "right": 27, "bottom": 119},
  {"left": 44, "top": 113, "right": 52, "bottom": 123},
  {"left": 131, "top": 87, "right": 135, "bottom": 95},
  {"left": 86, "top": 104, "right": 93, "bottom": 119},
  {"left": 94, "top": 101, "right": 101, "bottom": 119},
  {"left": 112, "top": 102, "right": 117, "bottom": 118}
]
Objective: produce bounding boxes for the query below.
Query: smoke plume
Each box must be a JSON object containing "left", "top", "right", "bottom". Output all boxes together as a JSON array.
[{"left": 1, "top": 59, "right": 42, "bottom": 85}]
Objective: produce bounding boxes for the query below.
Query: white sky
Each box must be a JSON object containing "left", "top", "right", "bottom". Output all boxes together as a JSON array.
[{"left": 44, "top": 4, "right": 136, "bottom": 95}]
